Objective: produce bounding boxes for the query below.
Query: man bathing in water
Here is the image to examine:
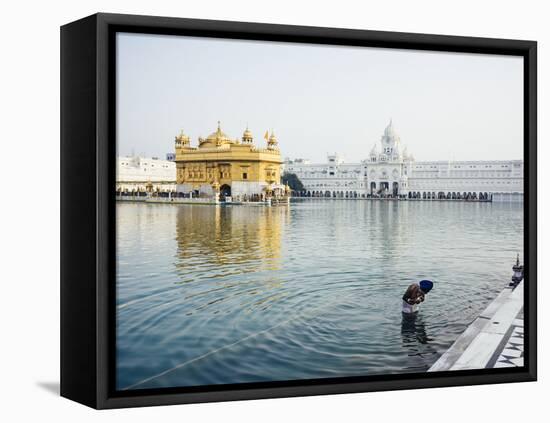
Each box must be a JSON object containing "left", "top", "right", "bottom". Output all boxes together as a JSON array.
[{"left": 402, "top": 280, "right": 433, "bottom": 314}]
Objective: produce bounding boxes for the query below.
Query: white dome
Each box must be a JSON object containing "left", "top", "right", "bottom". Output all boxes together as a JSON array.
[
  {"left": 384, "top": 119, "right": 397, "bottom": 137},
  {"left": 370, "top": 143, "right": 379, "bottom": 155}
]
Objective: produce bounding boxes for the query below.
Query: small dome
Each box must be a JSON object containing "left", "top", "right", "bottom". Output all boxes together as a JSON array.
[
  {"left": 178, "top": 129, "right": 189, "bottom": 138},
  {"left": 175, "top": 130, "right": 190, "bottom": 144},
  {"left": 243, "top": 127, "right": 253, "bottom": 138},
  {"left": 384, "top": 119, "right": 397, "bottom": 137},
  {"left": 370, "top": 143, "right": 379, "bottom": 155},
  {"left": 267, "top": 130, "right": 279, "bottom": 150}
]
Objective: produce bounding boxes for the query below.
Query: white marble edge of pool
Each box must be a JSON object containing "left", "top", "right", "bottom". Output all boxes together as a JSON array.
[{"left": 428, "top": 280, "right": 524, "bottom": 372}]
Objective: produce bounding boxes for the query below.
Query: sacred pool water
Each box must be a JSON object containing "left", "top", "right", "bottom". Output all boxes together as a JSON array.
[{"left": 116, "top": 199, "right": 523, "bottom": 390}]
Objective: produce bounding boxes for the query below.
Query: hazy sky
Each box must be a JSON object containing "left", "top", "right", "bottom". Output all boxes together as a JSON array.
[{"left": 117, "top": 33, "right": 523, "bottom": 163}]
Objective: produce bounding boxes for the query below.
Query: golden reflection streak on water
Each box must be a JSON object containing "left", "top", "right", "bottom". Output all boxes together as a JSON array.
[{"left": 174, "top": 204, "right": 289, "bottom": 284}]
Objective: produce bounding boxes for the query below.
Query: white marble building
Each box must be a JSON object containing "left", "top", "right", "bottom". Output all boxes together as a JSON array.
[
  {"left": 284, "top": 121, "right": 523, "bottom": 202},
  {"left": 116, "top": 156, "right": 177, "bottom": 193}
]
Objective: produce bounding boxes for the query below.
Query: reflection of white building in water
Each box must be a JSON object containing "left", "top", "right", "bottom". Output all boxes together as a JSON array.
[
  {"left": 284, "top": 121, "right": 523, "bottom": 202},
  {"left": 116, "top": 156, "right": 177, "bottom": 193}
]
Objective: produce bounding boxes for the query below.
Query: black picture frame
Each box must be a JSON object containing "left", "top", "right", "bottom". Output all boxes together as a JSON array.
[{"left": 60, "top": 12, "right": 537, "bottom": 409}]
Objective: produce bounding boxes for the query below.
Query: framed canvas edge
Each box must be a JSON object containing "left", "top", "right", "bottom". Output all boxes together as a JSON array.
[
  {"left": 64, "top": 12, "right": 537, "bottom": 409},
  {"left": 60, "top": 13, "right": 99, "bottom": 409}
]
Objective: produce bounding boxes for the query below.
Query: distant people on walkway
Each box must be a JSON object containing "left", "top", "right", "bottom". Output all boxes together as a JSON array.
[{"left": 402, "top": 280, "right": 434, "bottom": 314}]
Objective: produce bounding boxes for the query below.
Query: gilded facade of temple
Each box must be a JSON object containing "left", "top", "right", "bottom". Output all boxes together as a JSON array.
[{"left": 174, "top": 122, "right": 286, "bottom": 200}]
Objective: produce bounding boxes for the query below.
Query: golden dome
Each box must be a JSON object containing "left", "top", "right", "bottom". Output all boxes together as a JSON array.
[
  {"left": 242, "top": 125, "right": 254, "bottom": 143},
  {"left": 178, "top": 129, "right": 190, "bottom": 138},
  {"left": 175, "top": 129, "right": 190, "bottom": 146},
  {"left": 267, "top": 130, "right": 279, "bottom": 150},
  {"left": 200, "top": 121, "right": 234, "bottom": 148},
  {"left": 206, "top": 127, "right": 230, "bottom": 142}
]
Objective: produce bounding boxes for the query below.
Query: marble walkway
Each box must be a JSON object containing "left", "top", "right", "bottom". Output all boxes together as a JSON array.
[
  {"left": 490, "top": 309, "right": 524, "bottom": 368},
  {"left": 429, "top": 281, "right": 524, "bottom": 372}
]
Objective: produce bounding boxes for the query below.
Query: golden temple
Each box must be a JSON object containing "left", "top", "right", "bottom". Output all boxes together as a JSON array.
[{"left": 174, "top": 122, "right": 286, "bottom": 200}]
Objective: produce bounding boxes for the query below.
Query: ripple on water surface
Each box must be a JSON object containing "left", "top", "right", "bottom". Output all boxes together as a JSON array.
[{"left": 116, "top": 200, "right": 523, "bottom": 390}]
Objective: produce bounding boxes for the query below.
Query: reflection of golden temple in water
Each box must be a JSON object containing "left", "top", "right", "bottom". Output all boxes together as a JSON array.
[{"left": 175, "top": 205, "right": 289, "bottom": 279}]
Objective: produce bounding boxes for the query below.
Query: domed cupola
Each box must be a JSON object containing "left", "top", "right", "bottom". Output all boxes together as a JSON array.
[
  {"left": 200, "top": 121, "right": 234, "bottom": 148},
  {"left": 370, "top": 143, "right": 379, "bottom": 161},
  {"left": 267, "top": 130, "right": 279, "bottom": 150},
  {"left": 242, "top": 125, "right": 254, "bottom": 144},
  {"left": 384, "top": 119, "right": 397, "bottom": 137},
  {"left": 175, "top": 129, "right": 191, "bottom": 148},
  {"left": 380, "top": 119, "right": 401, "bottom": 158}
]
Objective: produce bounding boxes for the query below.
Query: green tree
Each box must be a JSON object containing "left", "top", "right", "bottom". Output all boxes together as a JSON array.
[{"left": 281, "top": 172, "right": 305, "bottom": 192}]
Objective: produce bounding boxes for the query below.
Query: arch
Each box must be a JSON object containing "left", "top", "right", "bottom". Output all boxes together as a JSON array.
[
  {"left": 370, "top": 182, "right": 376, "bottom": 194},
  {"left": 392, "top": 181, "right": 399, "bottom": 196},
  {"left": 220, "top": 184, "right": 231, "bottom": 198}
]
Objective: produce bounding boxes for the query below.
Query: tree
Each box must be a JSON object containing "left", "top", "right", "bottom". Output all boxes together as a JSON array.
[{"left": 281, "top": 171, "right": 305, "bottom": 192}]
